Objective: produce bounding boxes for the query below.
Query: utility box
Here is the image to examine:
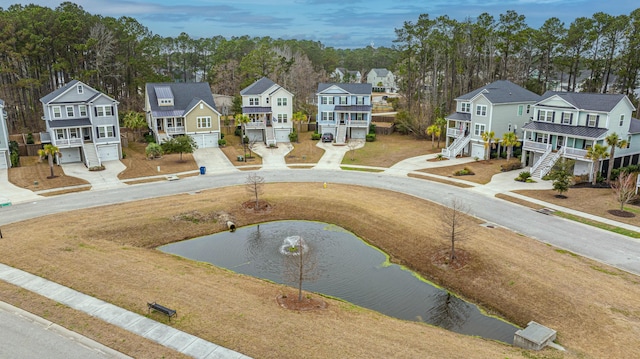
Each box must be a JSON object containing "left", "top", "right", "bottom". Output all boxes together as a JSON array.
[{"left": 514, "top": 321, "right": 557, "bottom": 350}]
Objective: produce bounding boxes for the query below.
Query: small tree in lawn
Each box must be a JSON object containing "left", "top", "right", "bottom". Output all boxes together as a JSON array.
[
  {"left": 145, "top": 142, "right": 163, "bottom": 159},
  {"left": 440, "top": 198, "right": 470, "bottom": 263},
  {"left": 38, "top": 144, "right": 60, "bottom": 179},
  {"left": 549, "top": 158, "right": 574, "bottom": 198},
  {"left": 434, "top": 117, "right": 447, "bottom": 148},
  {"left": 585, "top": 143, "right": 609, "bottom": 186},
  {"left": 426, "top": 124, "right": 440, "bottom": 148},
  {"left": 611, "top": 171, "right": 638, "bottom": 212},
  {"left": 283, "top": 236, "right": 318, "bottom": 301},
  {"left": 246, "top": 172, "right": 265, "bottom": 210},
  {"left": 162, "top": 135, "right": 198, "bottom": 161},
  {"left": 501, "top": 132, "right": 521, "bottom": 161},
  {"left": 347, "top": 139, "right": 358, "bottom": 161},
  {"left": 291, "top": 111, "right": 306, "bottom": 143},
  {"left": 123, "top": 111, "right": 147, "bottom": 142},
  {"left": 235, "top": 113, "right": 250, "bottom": 158}
]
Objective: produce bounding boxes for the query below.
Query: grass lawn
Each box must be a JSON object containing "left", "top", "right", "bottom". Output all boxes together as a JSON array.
[
  {"left": 285, "top": 132, "right": 325, "bottom": 164},
  {"left": 118, "top": 141, "right": 199, "bottom": 180},
  {"left": 1, "top": 183, "right": 638, "bottom": 358},
  {"left": 8, "top": 156, "right": 89, "bottom": 191},
  {"left": 341, "top": 132, "right": 437, "bottom": 167},
  {"left": 219, "top": 132, "right": 263, "bottom": 166},
  {"left": 420, "top": 158, "right": 523, "bottom": 184}
]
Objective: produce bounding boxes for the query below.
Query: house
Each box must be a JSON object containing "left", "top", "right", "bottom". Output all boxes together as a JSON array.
[
  {"left": 522, "top": 91, "right": 640, "bottom": 179},
  {"left": 366, "top": 68, "right": 397, "bottom": 93},
  {"left": 316, "top": 83, "right": 372, "bottom": 143},
  {"left": 40, "top": 80, "right": 121, "bottom": 167},
  {"left": 0, "top": 99, "right": 10, "bottom": 169},
  {"left": 332, "top": 68, "right": 362, "bottom": 83},
  {"left": 145, "top": 82, "right": 221, "bottom": 148},
  {"left": 240, "top": 77, "right": 294, "bottom": 146},
  {"left": 442, "top": 80, "right": 541, "bottom": 159}
]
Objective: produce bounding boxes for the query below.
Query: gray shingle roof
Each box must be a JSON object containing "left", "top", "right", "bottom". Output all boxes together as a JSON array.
[
  {"left": 146, "top": 82, "right": 216, "bottom": 116},
  {"left": 40, "top": 79, "right": 81, "bottom": 104},
  {"left": 445, "top": 112, "right": 472, "bottom": 122},
  {"left": 317, "top": 83, "right": 372, "bottom": 95},
  {"left": 522, "top": 121, "right": 608, "bottom": 139},
  {"left": 370, "top": 68, "right": 389, "bottom": 77},
  {"left": 47, "top": 119, "right": 91, "bottom": 128},
  {"left": 539, "top": 91, "right": 626, "bottom": 112},
  {"left": 457, "top": 80, "right": 540, "bottom": 104},
  {"left": 240, "top": 77, "right": 277, "bottom": 96},
  {"left": 242, "top": 107, "right": 272, "bottom": 114},
  {"left": 334, "top": 105, "right": 372, "bottom": 112},
  {"left": 629, "top": 118, "right": 640, "bottom": 134}
]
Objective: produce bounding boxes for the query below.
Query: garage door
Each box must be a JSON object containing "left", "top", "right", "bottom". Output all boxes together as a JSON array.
[
  {"left": 275, "top": 129, "right": 290, "bottom": 142},
  {"left": 246, "top": 130, "right": 263, "bottom": 143},
  {"left": 471, "top": 143, "right": 485, "bottom": 159},
  {"left": 190, "top": 133, "right": 219, "bottom": 148},
  {"left": 97, "top": 144, "right": 119, "bottom": 161},
  {"left": 59, "top": 147, "right": 81, "bottom": 164},
  {"left": 0, "top": 151, "right": 8, "bottom": 169},
  {"left": 350, "top": 128, "right": 367, "bottom": 139}
]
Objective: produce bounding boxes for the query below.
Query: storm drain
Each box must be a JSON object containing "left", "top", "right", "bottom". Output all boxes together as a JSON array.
[{"left": 536, "top": 208, "right": 556, "bottom": 215}]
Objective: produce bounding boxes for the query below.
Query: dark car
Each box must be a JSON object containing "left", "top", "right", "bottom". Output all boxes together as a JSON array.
[{"left": 321, "top": 133, "right": 334, "bottom": 143}]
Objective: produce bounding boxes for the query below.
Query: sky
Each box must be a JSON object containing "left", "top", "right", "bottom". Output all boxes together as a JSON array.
[{"left": 1, "top": 0, "right": 638, "bottom": 48}]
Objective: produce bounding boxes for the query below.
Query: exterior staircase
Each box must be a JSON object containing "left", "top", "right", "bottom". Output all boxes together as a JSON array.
[
  {"left": 336, "top": 124, "right": 347, "bottom": 144},
  {"left": 441, "top": 133, "right": 471, "bottom": 159},
  {"left": 531, "top": 146, "right": 564, "bottom": 178},
  {"left": 82, "top": 142, "right": 101, "bottom": 168},
  {"left": 265, "top": 127, "right": 276, "bottom": 146}
]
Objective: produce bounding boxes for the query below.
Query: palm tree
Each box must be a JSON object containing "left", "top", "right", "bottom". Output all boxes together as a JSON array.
[
  {"left": 434, "top": 117, "right": 447, "bottom": 148},
  {"left": 481, "top": 131, "right": 497, "bottom": 160},
  {"left": 234, "top": 113, "right": 250, "bottom": 158},
  {"left": 291, "top": 111, "right": 306, "bottom": 143},
  {"left": 38, "top": 144, "right": 60, "bottom": 178},
  {"left": 501, "top": 132, "right": 521, "bottom": 161},
  {"left": 585, "top": 143, "right": 610, "bottom": 186},
  {"left": 426, "top": 124, "right": 440, "bottom": 148},
  {"left": 605, "top": 133, "right": 628, "bottom": 183},
  {"left": 122, "top": 111, "right": 147, "bottom": 142}
]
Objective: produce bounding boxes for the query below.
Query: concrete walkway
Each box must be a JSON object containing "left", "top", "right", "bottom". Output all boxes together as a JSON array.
[
  {"left": 0, "top": 263, "right": 250, "bottom": 359},
  {"left": 314, "top": 141, "right": 364, "bottom": 170},
  {"left": 61, "top": 160, "right": 128, "bottom": 190},
  {"left": 251, "top": 143, "right": 292, "bottom": 170}
]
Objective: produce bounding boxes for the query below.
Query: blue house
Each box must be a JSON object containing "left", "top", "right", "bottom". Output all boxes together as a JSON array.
[{"left": 316, "top": 83, "right": 372, "bottom": 144}]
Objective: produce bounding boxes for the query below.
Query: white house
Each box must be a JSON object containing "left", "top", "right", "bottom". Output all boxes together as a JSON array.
[
  {"left": 332, "top": 68, "right": 362, "bottom": 83},
  {"left": 40, "top": 80, "right": 121, "bottom": 167},
  {"left": 240, "top": 77, "right": 294, "bottom": 145},
  {"left": 366, "top": 68, "right": 397, "bottom": 93},
  {"left": 0, "top": 99, "right": 10, "bottom": 169},
  {"left": 442, "top": 80, "right": 541, "bottom": 160},
  {"left": 522, "top": 91, "right": 640, "bottom": 179},
  {"left": 316, "top": 83, "right": 372, "bottom": 144}
]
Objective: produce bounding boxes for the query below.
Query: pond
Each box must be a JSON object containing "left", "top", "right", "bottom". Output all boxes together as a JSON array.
[{"left": 159, "top": 220, "right": 518, "bottom": 344}]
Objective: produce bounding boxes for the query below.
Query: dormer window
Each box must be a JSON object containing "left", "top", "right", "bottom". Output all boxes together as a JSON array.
[
  {"left": 461, "top": 102, "right": 471, "bottom": 113},
  {"left": 155, "top": 85, "right": 174, "bottom": 107},
  {"left": 77, "top": 85, "right": 83, "bottom": 94}
]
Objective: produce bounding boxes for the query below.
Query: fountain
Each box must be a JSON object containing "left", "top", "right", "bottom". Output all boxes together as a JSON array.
[{"left": 279, "top": 235, "right": 308, "bottom": 255}]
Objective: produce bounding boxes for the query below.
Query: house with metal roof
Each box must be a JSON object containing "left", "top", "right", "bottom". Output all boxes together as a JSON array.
[
  {"left": 442, "top": 80, "right": 540, "bottom": 160},
  {"left": 522, "top": 91, "right": 640, "bottom": 179},
  {"left": 240, "top": 77, "right": 293, "bottom": 146},
  {"left": 316, "top": 83, "right": 372, "bottom": 144},
  {"left": 0, "top": 99, "right": 10, "bottom": 169},
  {"left": 40, "top": 80, "right": 121, "bottom": 167},
  {"left": 145, "top": 82, "right": 221, "bottom": 148},
  {"left": 366, "top": 68, "right": 397, "bottom": 93}
]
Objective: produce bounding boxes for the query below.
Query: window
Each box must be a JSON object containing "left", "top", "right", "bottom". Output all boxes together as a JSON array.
[
  {"left": 536, "top": 133, "right": 549, "bottom": 143},
  {"left": 475, "top": 105, "right": 487, "bottom": 116},
  {"left": 96, "top": 105, "right": 113, "bottom": 117},
  {"left": 265, "top": 97, "right": 269, "bottom": 104},
  {"left": 354, "top": 113, "right": 365, "bottom": 121},
  {"left": 249, "top": 97, "right": 259, "bottom": 106},
  {"left": 339, "top": 96, "right": 347, "bottom": 105},
  {"left": 55, "top": 129, "right": 65, "bottom": 139},
  {"left": 66, "top": 106, "right": 74, "bottom": 117},
  {"left": 197, "top": 116, "right": 211, "bottom": 128},
  {"left": 620, "top": 114, "right": 625, "bottom": 126},
  {"left": 97, "top": 126, "right": 114, "bottom": 138},
  {"left": 538, "top": 109, "right": 554, "bottom": 122},
  {"left": 52, "top": 106, "right": 62, "bottom": 118},
  {"left": 79, "top": 105, "right": 87, "bottom": 117},
  {"left": 462, "top": 102, "right": 471, "bottom": 113},
  {"left": 321, "top": 112, "right": 334, "bottom": 121},
  {"left": 69, "top": 128, "right": 79, "bottom": 138},
  {"left": 561, "top": 112, "right": 572, "bottom": 125},
  {"left": 321, "top": 96, "right": 334, "bottom": 105},
  {"left": 517, "top": 105, "right": 523, "bottom": 116},
  {"left": 277, "top": 114, "right": 288, "bottom": 123},
  {"left": 356, "top": 96, "right": 365, "bottom": 105},
  {"left": 277, "top": 98, "right": 287, "bottom": 106},
  {"left": 159, "top": 99, "right": 172, "bottom": 106},
  {"left": 77, "top": 85, "right": 83, "bottom": 94},
  {"left": 587, "top": 114, "right": 598, "bottom": 127},
  {"left": 527, "top": 105, "right": 530, "bottom": 114},
  {"left": 474, "top": 123, "right": 486, "bottom": 136}
]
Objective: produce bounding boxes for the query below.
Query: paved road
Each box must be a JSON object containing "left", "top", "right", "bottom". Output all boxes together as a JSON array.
[{"left": 2, "top": 169, "right": 639, "bottom": 275}]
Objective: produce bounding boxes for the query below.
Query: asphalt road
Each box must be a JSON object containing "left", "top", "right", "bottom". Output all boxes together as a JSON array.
[{"left": 1, "top": 169, "right": 639, "bottom": 275}]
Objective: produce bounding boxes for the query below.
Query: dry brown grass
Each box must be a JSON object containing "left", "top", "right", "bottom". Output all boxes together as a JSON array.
[
  {"left": 118, "top": 141, "right": 198, "bottom": 180},
  {"left": 219, "top": 133, "right": 263, "bottom": 166},
  {"left": 8, "top": 156, "right": 90, "bottom": 190},
  {"left": 285, "top": 133, "right": 324, "bottom": 164},
  {"left": 342, "top": 132, "right": 437, "bottom": 167},
  {"left": 514, "top": 187, "right": 640, "bottom": 226},
  {"left": 2, "top": 183, "right": 639, "bottom": 359},
  {"left": 421, "top": 158, "right": 522, "bottom": 184}
]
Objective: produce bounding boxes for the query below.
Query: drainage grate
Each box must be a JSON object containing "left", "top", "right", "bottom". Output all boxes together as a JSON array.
[{"left": 536, "top": 208, "right": 556, "bottom": 215}]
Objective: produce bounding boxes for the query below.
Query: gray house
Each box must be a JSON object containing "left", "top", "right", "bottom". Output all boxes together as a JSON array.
[
  {"left": 40, "top": 80, "right": 121, "bottom": 167},
  {"left": 316, "top": 83, "right": 372, "bottom": 143},
  {"left": 366, "top": 68, "right": 397, "bottom": 93},
  {"left": 240, "top": 77, "right": 293, "bottom": 145},
  {"left": 0, "top": 99, "right": 9, "bottom": 169}
]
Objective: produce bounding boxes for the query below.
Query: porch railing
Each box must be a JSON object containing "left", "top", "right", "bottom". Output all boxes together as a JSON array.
[
  {"left": 564, "top": 147, "right": 588, "bottom": 159},
  {"left": 53, "top": 137, "right": 83, "bottom": 147},
  {"left": 522, "top": 139, "right": 549, "bottom": 152},
  {"left": 245, "top": 121, "right": 266, "bottom": 129},
  {"left": 166, "top": 126, "right": 185, "bottom": 134},
  {"left": 446, "top": 128, "right": 462, "bottom": 137},
  {"left": 347, "top": 120, "right": 368, "bottom": 127}
]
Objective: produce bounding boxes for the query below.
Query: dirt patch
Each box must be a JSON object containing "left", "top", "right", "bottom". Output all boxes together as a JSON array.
[
  {"left": 276, "top": 293, "right": 328, "bottom": 311},
  {"left": 8, "top": 157, "right": 90, "bottom": 190},
  {"left": 431, "top": 248, "right": 471, "bottom": 270},
  {"left": 242, "top": 199, "right": 272, "bottom": 213},
  {"left": 608, "top": 209, "right": 636, "bottom": 218},
  {"left": 421, "top": 159, "right": 521, "bottom": 184},
  {"left": 119, "top": 141, "right": 198, "bottom": 180}
]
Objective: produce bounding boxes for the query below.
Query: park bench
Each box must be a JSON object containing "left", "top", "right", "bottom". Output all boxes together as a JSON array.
[{"left": 147, "top": 302, "right": 177, "bottom": 321}]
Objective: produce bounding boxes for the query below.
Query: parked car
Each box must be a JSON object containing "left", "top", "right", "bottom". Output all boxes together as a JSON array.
[{"left": 321, "top": 133, "right": 334, "bottom": 143}]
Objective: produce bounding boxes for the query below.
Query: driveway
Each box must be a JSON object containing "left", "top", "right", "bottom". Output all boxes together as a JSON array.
[
  {"left": 0, "top": 169, "right": 42, "bottom": 205},
  {"left": 314, "top": 141, "right": 363, "bottom": 170},
  {"left": 192, "top": 147, "right": 237, "bottom": 174},
  {"left": 61, "top": 160, "right": 127, "bottom": 190}
]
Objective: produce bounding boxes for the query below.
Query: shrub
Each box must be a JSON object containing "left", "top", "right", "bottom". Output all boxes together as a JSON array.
[
  {"left": 515, "top": 171, "right": 531, "bottom": 182},
  {"left": 454, "top": 167, "right": 474, "bottom": 176},
  {"left": 234, "top": 127, "right": 242, "bottom": 137},
  {"left": 369, "top": 123, "right": 376, "bottom": 134},
  {"left": 26, "top": 133, "right": 34, "bottom": 145},
  {"left": 9, "top": 140, "right": 19, "bottom": 167},
  {"left": 311, "top": 133, "right": 321, "bottom": 140},
  {"left": 218, "top": 139, "right": 227, "bottom": 147},
  {"left": 89, "top": 165, "right": 105, "bottom": 171},
  {"left": 220, "top": 132, "right": 225, "bottom": 140},
  {"left": 144, "top": 133, "right": 155, "bottom": 143},
  {"left": 289, "top": 131, "right": 298, "bottom": 142},
  {"left": 145, "top": 142, "right": 163, "bottom": 159},
  {"left": 500, "top": 161, "right": 523, "bottom": 172},
  {"left": 366, "top": 133, "right": 376, "bottom": 142},
  {"left": 243, "top": 136, "right": 249, "bottom": 144}
]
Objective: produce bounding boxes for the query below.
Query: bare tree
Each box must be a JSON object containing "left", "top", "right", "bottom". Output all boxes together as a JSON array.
[
  {"left": 440, "top": 198, "right": 470, "bottom": 262},
  {"left": 611, "top": 172, "right": 638, "bottom": 212},
  {"left": 347, "top": 139, "right": 359, "bottom": 161},
  {"left": 282, "top": 236, "right": 318, "bottom": 301},
  {"left": 245, "top": 173, "right": 265, "bottom": 209}
]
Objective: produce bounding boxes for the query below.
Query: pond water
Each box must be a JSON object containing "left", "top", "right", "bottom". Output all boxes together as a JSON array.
[{"left": 159, "top": 220, "right": 518, "bottom": 343}]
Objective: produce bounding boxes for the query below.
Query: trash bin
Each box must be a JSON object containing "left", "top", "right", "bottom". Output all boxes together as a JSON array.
[
  {"left": 237, "top": 155, "right": 244, "bottom": 162},
  {"left": 199, "top": 166, "right": 206, "bottom": 175}
]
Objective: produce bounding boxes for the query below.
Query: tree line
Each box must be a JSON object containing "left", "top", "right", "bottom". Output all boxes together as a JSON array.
[{"left": 1, "top": 2, "right": 638, "bottom": 137}]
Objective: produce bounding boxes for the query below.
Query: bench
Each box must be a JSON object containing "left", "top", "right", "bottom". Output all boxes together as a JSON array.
[{"left": 147, "top": 302, "right": 177, "bottom": 321}]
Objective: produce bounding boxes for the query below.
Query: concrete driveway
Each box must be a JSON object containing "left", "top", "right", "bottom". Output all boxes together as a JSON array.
[
  {"left": 0, "top": 169, "right": 42, "bottom": 205},
  {"left": 192, "top": 147, "right": 237, "bottom": 174},
  {"left": 61, "top": 160, "right": 127, "bottom": 190}
]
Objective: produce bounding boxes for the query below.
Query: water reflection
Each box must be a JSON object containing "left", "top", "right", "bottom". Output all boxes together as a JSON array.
[{"left": 160, "top": 220, "right": 518, "bottom": 343}]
